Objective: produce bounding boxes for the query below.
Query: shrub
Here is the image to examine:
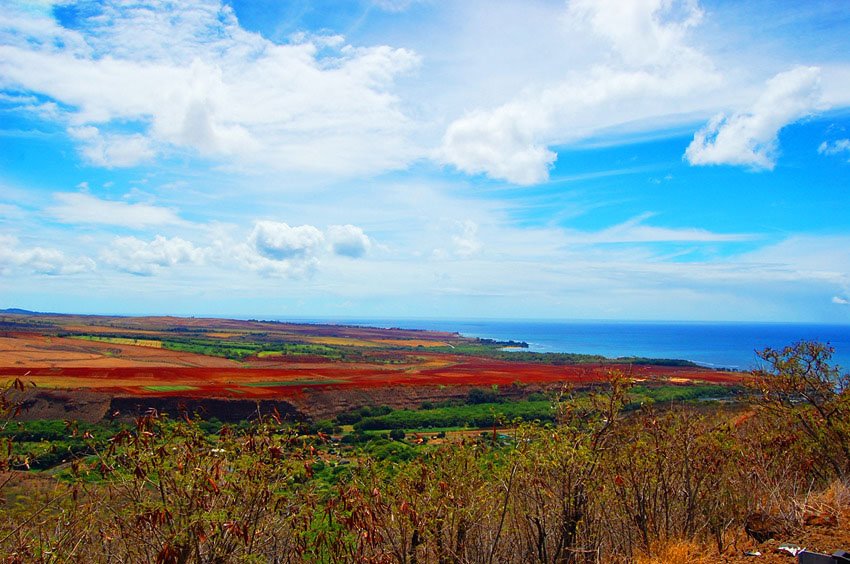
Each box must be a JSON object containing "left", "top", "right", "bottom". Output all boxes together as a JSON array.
[{"left": 752, "top": 341, "right": 850, "bottom": 480}]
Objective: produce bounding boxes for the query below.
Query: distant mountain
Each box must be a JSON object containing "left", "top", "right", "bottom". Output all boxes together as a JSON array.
[{"left": 0, "top": 308, "right": 46, "bottom": 315}]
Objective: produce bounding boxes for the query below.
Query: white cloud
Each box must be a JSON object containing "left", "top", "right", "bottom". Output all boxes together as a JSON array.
[
  {"left": 439, "top": 105, "right": 557, "bottom": 185},
  {"left": 565, "top": 213, "right": 754, "bottom": 244},
  {"left": 225, "top": 241, "right": 319, "bottom": 279},
  {"left": 685, "top": 66, "right": 822, "bottom": 170},
  {"left": 47, "top": 192, "right": 183, "bottom": 228},
  {"left": 566, "top": 0, "right": 705, "bottom": 68},
  {"left": 438, "top": 0, "right": 721, "bottom": 184},
  {"left": 0, "top": 0, "right": 420, "bottom": 176},
  {"left": 101, "top": 235, "right": 205, "bottom": 276},
  {"left": 68, "top": 126, "right": 155, "bottom": 168},
  {"left": 249, "top": 221, "right": 324, "bottom": 261},
  {"left": 0, "top": 234, "right": 95, "bottom": 275},
  {"left": 222, "top": 220, "right": 374, "bottom": 277},
  {"left": 327, "top": 224, "right": 371, "bottom": 258},
  {"left": 833, "top": 296, "right": 849, "bottom": 305},
  {"left": 373, "top": 0, "right": 423, "bottom": 13},
  {"left": 452, "top": 220, "right": 482, "bottom": 257},
  {"left": 819, "top": 138, "right": 850, "bottom": 157},
  {"left": 0, "top": 202, "right": 25, "bottom": 221},
  {"left": 733, "top": 235, "right": 850, "bottom": 286}
]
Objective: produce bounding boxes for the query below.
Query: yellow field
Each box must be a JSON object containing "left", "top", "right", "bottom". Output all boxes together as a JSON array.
[
  {"left": 303, "top": 336, "right": 382, "bottom": 347},
  {"left": 303, "top": 336, "right": 448, "bottom": 348},
  {"left": 0, "top": 335, "right": 240, "bottom": 368},
  {"left": 74, "top": 336, "right": 163, "bottom": 348},
  {"left": 373, "top": 339, "right": 448, "bottom": 348},
  {"left": 61, "top": 325, "right": 161, "bottom": 336}
]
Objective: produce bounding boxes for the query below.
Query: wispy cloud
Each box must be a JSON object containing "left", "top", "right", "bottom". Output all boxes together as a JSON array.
[
  {"left": 69, "top": 126, "right": 156, "bottom": 168},
  {"left": 47, "top": 192, "right": 183, "bottom": 228},
  {"left": 564, "top": 213, "right": 754, "bottom": 245},
  {"left": 819, "top": 138, "right": 850, "bottom": 158}
]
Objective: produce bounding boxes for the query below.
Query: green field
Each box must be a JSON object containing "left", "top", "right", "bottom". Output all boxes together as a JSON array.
[{"left": 143, "top": 385, "right": 198, "bottom": 392}]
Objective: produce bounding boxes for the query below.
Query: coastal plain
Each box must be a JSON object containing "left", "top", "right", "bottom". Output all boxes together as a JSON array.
[{"left": 0, "top": 311, "right": 743, "bottom": 421}]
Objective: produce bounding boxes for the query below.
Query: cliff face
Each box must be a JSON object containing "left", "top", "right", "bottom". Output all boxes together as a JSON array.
[
  {"left": 12, "top": 383, "right": 559, "bottom": 424},
  {"left": 15, "top": 389, "right": 112, "bottom": 423}
]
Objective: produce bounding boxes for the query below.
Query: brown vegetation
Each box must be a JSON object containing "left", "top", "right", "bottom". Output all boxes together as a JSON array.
[{"left": 0, "top": 341, "right": 846, "bottom": 562}]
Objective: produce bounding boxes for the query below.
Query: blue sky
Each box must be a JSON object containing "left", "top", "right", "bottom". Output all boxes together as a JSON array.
[{"left": 1, "top": 0, "right": 850, "bottom": 322}]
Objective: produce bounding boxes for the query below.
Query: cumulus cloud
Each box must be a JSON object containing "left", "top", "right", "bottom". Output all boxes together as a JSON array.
[
  {"left": 0, "top": 0, "right": 420, "bottom": 176},
  {"left": 249, "top": 221, "right": 325, "bottom": 261},
  {"left": 566, "top": 0, "right": 705, "bottom": 68},
  {"left": 685, "top": 66, "right": 822, "bottom": 170},
  {"left": 224, "top": 241, "right": 318, "bottom": 279},
  {"left": 819, "top": 139, "right": 850, "bottom": 158},
  {"left": 439, "top": 106, "right": 557, "bottom": 185},
  {"left": 12, "top": 217, "right": 375, "bottom": 280},
  {"left": 47, "top": 192, "right": 183, "bottom": 228},
  {"left": 438, "top": 0, "right": 720, "bottom": 185},
  {"left": 68, "top": 126, "right": 156, "bottom": 168},
  {"left": 0, "top": 234, "right": 95, "bottom": 275},
  {"left": 227, "top": 220, "right": 374, "bottom": 277},
  {"left": 327, "top": 224, "right": 372, "bottom": 258},
  {"left": 101, "top": 235, "right": 205, "bottom": 275}
]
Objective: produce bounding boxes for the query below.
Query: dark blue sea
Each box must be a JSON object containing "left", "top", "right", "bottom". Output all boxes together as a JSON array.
[{"left": 274, "top": 318, "right": 850, "bottom": 371}]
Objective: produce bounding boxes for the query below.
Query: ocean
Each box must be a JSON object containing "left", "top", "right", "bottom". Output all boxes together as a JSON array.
[{"left": 275, "top": 318, "right": 850, "bottom": 371}]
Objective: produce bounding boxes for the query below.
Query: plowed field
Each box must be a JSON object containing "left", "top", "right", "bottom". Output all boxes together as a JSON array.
[
  {"left": 0, "top": 312, "right": 745, "bottom": 401},
  {"left": 0, "top": 354, "right": 743, "bottom": 399},
  {"left": 0, "top": 334, "right": 242, "bottom": 368}
]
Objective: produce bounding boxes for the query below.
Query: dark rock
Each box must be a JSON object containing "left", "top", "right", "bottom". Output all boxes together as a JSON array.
[{"left": 745, "top": 511, "right": 791, "bottom": 543}]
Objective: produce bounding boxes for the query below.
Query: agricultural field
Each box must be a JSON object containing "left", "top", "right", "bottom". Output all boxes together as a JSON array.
[
  {"left": 0, "top": 311, "right": 744, "bottom": 424},
  {"left": 2, "top": 313, "right": 848, "bottom": 562}
]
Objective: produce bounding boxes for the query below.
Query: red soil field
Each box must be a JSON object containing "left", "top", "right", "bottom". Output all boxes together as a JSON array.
[
  {"left": 0, "top": 353, "right": 745, "bottom": 400},
  {"left": 0, "top": 312, "right": 746, "bottom": 415}
]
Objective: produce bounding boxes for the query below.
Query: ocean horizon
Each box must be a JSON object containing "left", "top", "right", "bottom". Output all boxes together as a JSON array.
[{"left": 268, "top": 317, "right": 850, "bottom": 371}]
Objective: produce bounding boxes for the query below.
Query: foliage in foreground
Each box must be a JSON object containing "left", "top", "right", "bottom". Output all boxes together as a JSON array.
[{"left": 0, "top": 341, "right": 847, "bottom": 562}]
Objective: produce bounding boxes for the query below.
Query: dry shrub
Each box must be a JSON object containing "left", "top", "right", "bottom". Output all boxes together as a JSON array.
[
  {"left": 597, "top": 405, "right": 745, "bottom": 557},
  {"left": 634, "top": 539, "right": 714, "bottom": 564},
  {"left": 3, "top": 341, "right": 850, "bottom": 562},
  {"left": 752, "top": 342, "right": 850, "bottom": 481},
  {"left": 803, "top": 479, "right": 850, "bottom": 524}
]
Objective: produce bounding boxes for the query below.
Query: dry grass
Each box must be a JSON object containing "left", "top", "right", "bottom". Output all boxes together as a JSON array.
[
  {"left": 75, "top": 336, "right": 163, "bottom": 348},
  {"left": 803, "top": 479, "right": 850, "bottom": 523},
  {"left": 814, "top": 480, "right": 850, "bottom": 509},
  {"left": 635, "top": 540, "right": 716, "bottom": 564},
  {"left": 302, "top": 336, "right": 383, "bottom": 347},
  {"left": 373, "top": 338, "right": 449, "bottom": 347},
  {"left": 0, "top": 335, "right": 240, "bottom": 368}
]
